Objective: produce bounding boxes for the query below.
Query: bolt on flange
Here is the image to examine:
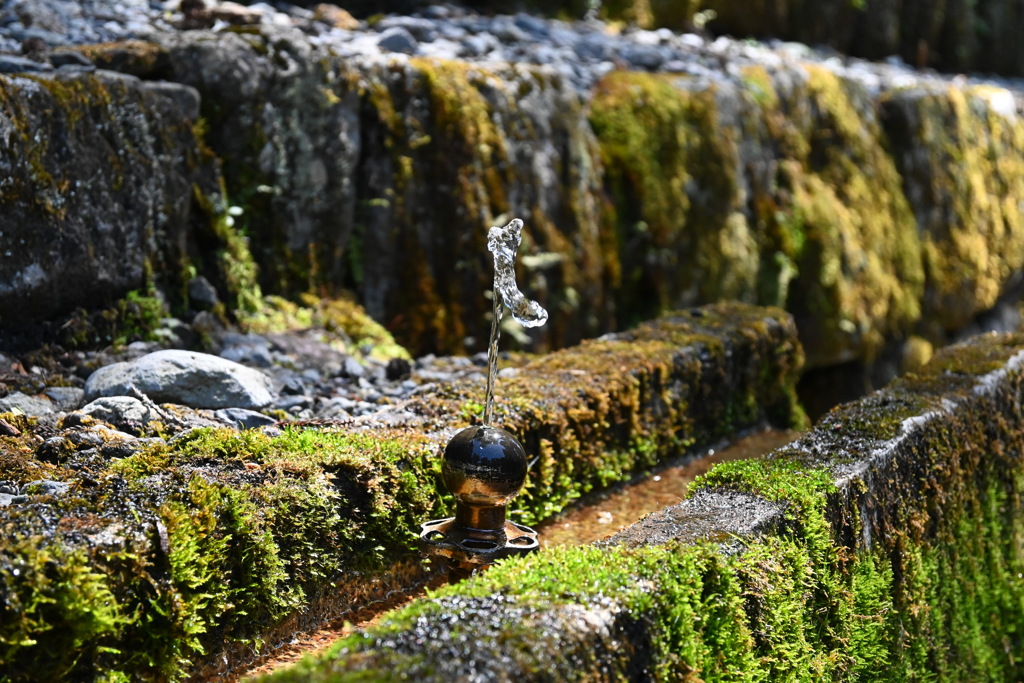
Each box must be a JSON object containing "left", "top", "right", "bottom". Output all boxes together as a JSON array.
[{"left": 420, "top": 424, "right": 539, "bottom": 579}]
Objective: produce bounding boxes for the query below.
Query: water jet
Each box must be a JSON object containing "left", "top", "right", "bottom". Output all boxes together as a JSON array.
[{"left": 419, "top": 218, "right": 546, "bottom": 579}]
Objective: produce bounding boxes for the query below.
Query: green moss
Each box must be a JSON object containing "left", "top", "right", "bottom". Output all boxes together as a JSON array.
[
  {"left": 114, "top": 289, "right": 168, "bottom": 346},
  {"left": 0, "top": 538, "right": 129, "bottom": 682},
  {"left": 590, "top": 66, "right": 924, "bottom": 368},
  {"left": 0, "top": 304, "right": 802, "bottom": 680},
  {"left": 238, "top": 293, "right": 411, "bottom": 361},
  {"left": 771, "top": 66, "right": 923, "bottom": 365},
  {"left": 192, "top": 183, "right": 263, "bottom": 314},
  {"left": 590, "top": 71, "right": 746, "bottom": 325}
]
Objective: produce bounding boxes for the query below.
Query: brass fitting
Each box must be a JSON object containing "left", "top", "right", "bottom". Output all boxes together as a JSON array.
[{"left": 419, "top": 425, "right": 539, "bottom": 579}]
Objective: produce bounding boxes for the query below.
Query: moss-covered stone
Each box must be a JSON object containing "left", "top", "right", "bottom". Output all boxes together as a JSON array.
[
  {"left": 0, "top": 303, "right": 802, "bottom": 680},
  {"left": 590, "top": 66, "right": 923, "bottom": 368},
  {"left": 349, "top": 56, "right": 613, "bottom": 354},
  {"left": 0, "top": 69, "right": 218, "bottom": 347},
  {"left": 879, "top": 84, "right": 1024, "bottom": 338},
  {"left": 266, "top": 328, "right": 1024, "bottom": 682},
  {"left": 238, "top": 293, "right": 411, "bottom": 361}
]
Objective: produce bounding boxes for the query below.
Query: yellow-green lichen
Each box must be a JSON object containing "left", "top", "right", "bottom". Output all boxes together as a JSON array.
[{"left": 590, "top": 65, "right": 924, "bottom": 367}]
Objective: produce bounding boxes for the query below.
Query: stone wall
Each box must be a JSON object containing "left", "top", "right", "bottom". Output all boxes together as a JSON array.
[
  {"left": 270, "top": 326, "right": 1024, "bottom": 681},
  {"left": 19, "top": 28, "right": 1019, "bottom": 376},
  {"left": 2, "top": 22, "right": 1023, "bottom": 380},
  {"left": 0, "top": 70, "right": 218, "bottom": 338}
]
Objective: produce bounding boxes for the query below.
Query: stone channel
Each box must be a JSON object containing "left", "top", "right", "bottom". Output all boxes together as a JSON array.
[{"left": 2, "top": 0, "right": 1024, "bottom": 680}]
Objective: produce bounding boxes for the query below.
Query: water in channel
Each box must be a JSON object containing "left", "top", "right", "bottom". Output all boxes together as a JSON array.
[{"left": 536, "top": 428, "right": 799, "bottom": 548}]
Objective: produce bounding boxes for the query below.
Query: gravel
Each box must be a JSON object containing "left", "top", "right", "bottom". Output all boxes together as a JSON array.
[{"left": 0, "top": 1, "right": 1021, "bottom": 102}]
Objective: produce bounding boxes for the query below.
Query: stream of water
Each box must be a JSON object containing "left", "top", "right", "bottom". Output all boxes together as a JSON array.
[{"left": 483, "top": 219, "right": 547, "bottom": 425}]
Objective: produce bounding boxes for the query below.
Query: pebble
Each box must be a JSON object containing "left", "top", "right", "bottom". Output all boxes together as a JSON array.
[
  {"left": 0, "top": 391, "right": 56, "bottom": 415},
  {"left": 377, "top": 27, "right": 417, "bottom": 55},
  {"left": 215, "top": 407, "right": 279, "bottom": 429},
  {"left": 80, "top": 396, "right": 157, "bottom": 425},
  {"left": 43, "top": 386, "right": 85, "bottom": 411}
]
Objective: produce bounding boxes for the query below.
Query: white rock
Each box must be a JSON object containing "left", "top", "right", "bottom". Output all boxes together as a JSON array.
[{"left": 84, "top": 349, "right": 275, "bottom": 409}]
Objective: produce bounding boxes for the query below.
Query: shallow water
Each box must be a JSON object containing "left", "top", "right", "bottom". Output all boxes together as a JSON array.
[{"left": 536, "top": 429, "right": 799, "bottom": 548}]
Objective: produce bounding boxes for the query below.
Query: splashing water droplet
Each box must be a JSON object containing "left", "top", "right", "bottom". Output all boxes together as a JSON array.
[
  {"left": 487, "top": 219, "right": 548, "bottom": 328},
  {"left": 483, "top": 218, "right": 548, "bottom": 425}
]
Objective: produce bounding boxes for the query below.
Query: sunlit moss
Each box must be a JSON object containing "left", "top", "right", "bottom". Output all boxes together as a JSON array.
[{"left": 238, "top": 293, "right": 411, "bottom": 361}]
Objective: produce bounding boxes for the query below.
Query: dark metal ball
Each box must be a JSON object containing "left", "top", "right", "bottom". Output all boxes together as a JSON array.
[{"left": 442, "top": 425, "right": 528, "bottom": 507}]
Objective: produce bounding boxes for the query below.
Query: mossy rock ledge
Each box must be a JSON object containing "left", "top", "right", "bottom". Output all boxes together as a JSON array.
[
  {"left": 269, "top": 329, "right": 1024, "bottom": 682},
  {"left": 0, "top": 303, "right": 802, "bottom": 681},
  {"left": 5, "top": 27, "right": 1024, "bottom": 375}
]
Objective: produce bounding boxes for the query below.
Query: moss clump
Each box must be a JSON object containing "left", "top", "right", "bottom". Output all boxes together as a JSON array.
[
  {"left": 239, "top": 293, "right": 411, "bottom": 361},
  {"left": 192, "top": 183, "right": 263, "bottom": 315},
  {"left": 590, "top": 71, "right": 746, "bottom": 326},
  {"left": 52, "top": 287, "right": 168, "bottom": 350},
  {"left": 267, "top": 331, "right": 1024, "bottom": 682},
  {"left": 767, "top": 66, "right": 923, "bottom": 366},
  {"left": 0, "top": 423, "right": 445, "bottom": 681}
]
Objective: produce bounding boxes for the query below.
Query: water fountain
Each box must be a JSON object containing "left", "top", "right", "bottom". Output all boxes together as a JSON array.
[{"left": 419, "top": 218, "right": 548, "bottom": 579}]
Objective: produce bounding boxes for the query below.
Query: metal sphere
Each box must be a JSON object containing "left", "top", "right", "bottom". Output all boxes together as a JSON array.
[{"left": 442, "top": 425, "right": 528, "bottom": 507}]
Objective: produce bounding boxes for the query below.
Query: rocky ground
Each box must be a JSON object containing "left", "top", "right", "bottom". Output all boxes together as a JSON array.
[
  {"left": 0, "top": 312, "right": 500, "bottom": 498},
  {"left": 3, "top": 0, "right": 1023, "bottom": 100}
]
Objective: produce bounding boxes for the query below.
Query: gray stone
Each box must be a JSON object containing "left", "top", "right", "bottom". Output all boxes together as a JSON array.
[
  {"left": 514, "top": 13, "right": 550, "bottom": 37},
  {"left": 188, "top": 275, "right": 220, "bottom": 310},
  {"left": 378, "top": 27, "right": 417, "bottom": 54},
  {"left": 84, "top": 349, "right": 275, "bottom": 409},
  {"left": 376, "top": 16, "right": 438, "bottom": 42},
  {"left": 219, "top": 334, "right": 274, "bottom": 368},
  {"left": 0, "top": 493, "right": 13, "bottom": 507},
  {"left": 342, "top": 356, "right": 365, "bottom": 379},
  {"left": 621, "top": 43, "right": 666, "bottom": 69},
  {"left": 0, "top": 70, "right": 216, "bottom": 333},
  {"left": 460, "top": 33, "right": 497, "bottom": 56},
  {"left": 490, "top": 17, "right": 529, "bottom": 43},
  {"left": 215, "top": 407, "right": 277, "bottom": 429},
  {"left": 80, "top": 396, "right": 156, "bottom": 425},
  {"left": 272, "top": 395, "right": 312, "bottom": 412},
  {"left": 152, "top": 317, "right": 197, "bottom": 348},
  {"left": 24, "top": 479, "right": 71, "bottom": 497},
  {"left": 50, "top": 50, "right": 94, "bottom": 68},
  {"left": 0, "top": 55, "right": 54, "bottom": 73},
  {"left": 0, "top": 391, "right": 56, "bottom": 416},
  {"left": 44, "top": 386, "right": 85, "bottom": 411}
]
